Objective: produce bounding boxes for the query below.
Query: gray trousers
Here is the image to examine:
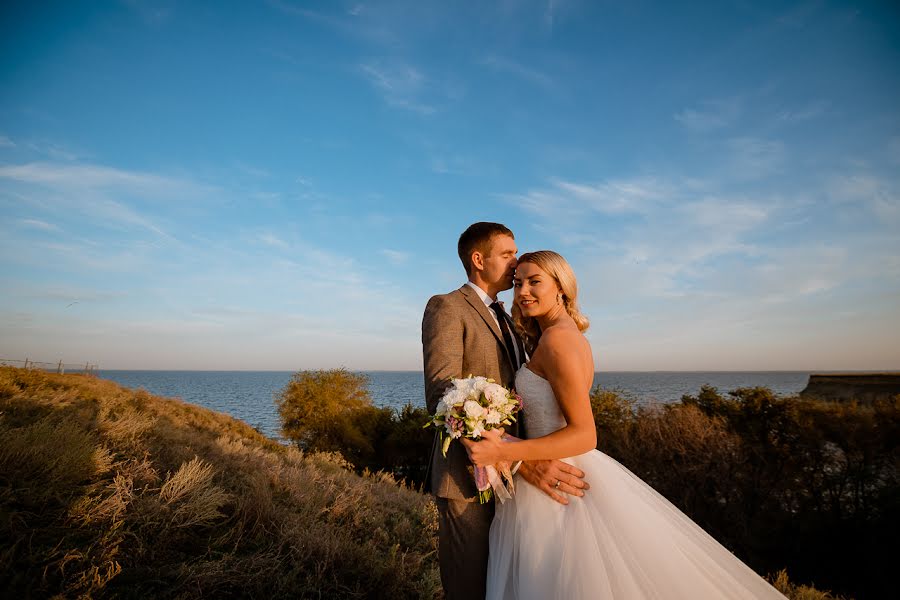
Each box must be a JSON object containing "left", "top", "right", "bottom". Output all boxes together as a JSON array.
[{"left": 435, "top": 496, "right": 495, "bottom": 600}]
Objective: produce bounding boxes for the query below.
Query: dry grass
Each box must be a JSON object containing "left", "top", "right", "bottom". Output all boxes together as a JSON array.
[
  {"left": 0, "top": 367, "right": 439, "bottom": 598},
  {"left": 769, "top": 570, "right": 850, "bottom": 600}
]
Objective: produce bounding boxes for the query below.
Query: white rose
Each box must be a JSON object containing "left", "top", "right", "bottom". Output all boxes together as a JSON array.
[
  {"left": 441, "top": 388, "right": 465, "bottom": 408},
  {"left": 464, "top": 400, "right": 485, "bottom": 418},
  {"left": 483, "top": 383, "right": 508, "bottom": 407},
  {"left": 453, "top": 376, "right": 474, "bottom": 389},
  {"left": 485, "top": 409, "right": 502, "bottom": 425}
]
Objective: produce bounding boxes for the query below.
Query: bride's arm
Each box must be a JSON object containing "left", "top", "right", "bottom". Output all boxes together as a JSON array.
[{"left": 464, "top": 328, "right": 596, "bottom": 466}]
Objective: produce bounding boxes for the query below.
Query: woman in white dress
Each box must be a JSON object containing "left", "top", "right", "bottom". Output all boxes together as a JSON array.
[{"left": 462, "top": 251, "right": 786, "bottom": 600}]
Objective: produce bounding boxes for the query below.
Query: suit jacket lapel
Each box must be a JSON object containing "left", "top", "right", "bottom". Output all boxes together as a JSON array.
[
  {"left": 458, "top": 284, "right": 506, "bottom": 347},
  {"left": 459, "top": 284, "right": 525, "bottom": 366}
]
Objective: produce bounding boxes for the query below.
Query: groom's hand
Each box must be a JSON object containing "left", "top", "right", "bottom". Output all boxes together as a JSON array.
[{"left": 517, "top": 459, "right": 589, "bottom": 505}]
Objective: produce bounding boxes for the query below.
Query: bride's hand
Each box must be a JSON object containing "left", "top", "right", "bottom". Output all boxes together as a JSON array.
[{"left": 460, "top": 428, "right": 507, "bottom": 467}]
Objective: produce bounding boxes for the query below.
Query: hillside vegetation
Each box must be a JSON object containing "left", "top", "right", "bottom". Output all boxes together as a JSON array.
[
  {"left": 0, "top": 367, "right": 439, "bottom": 598},
  {"left": 277, "top": 370, "right": 895, "bottom": 600},
  {"left": 1, "top": 366, "right": 877, "bottom": 599},
  {"left": 592, "top": 385, "right": 898, "bottom": 600}
]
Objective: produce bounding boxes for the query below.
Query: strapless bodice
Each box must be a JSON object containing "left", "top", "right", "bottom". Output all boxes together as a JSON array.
[{"left": 515, "top": 366, "right": 567, "bottom": 438}]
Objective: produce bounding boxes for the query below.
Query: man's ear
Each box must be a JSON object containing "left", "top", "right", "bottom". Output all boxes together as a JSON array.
[{"left": 471, "top": 250, "right": 484, "bottom": 272}]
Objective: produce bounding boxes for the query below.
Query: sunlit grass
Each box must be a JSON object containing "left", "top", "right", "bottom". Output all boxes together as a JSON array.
[{"left": 0, "top": 366, "right": 439, "bottom": 598}]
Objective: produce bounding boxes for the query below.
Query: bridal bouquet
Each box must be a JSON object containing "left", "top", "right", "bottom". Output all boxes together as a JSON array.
[{"left": 425, "top": 375, "right": 523, "bottom": 503}]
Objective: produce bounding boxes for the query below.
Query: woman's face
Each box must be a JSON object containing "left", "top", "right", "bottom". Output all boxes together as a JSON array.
[{"left": 514, "top": 261, "right": 561, "bottom": 319}]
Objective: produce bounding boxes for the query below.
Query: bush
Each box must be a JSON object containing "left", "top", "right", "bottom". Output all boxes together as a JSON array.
[
  {"left": 276, "top": 369, "right": 433, "bottom": 489},
  {"left": 276, "top": 368, "right": 374, "bottom": 455},
  {"left": 589, "top": 384, "right": 899, "bottom": 600}
]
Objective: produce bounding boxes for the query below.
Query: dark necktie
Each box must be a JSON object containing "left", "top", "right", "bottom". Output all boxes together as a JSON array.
[{"left": 490, "top": 301, "right": 521, "bottom": 371}]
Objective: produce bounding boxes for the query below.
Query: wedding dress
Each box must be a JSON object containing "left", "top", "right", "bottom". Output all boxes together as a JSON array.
[{"left": 486, "top": 366, "right": 787, "bottom": 600}]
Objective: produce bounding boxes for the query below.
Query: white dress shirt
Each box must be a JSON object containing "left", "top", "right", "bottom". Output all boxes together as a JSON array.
[{"left": 465, "top": 281, "right": 523, "bottom": 367}]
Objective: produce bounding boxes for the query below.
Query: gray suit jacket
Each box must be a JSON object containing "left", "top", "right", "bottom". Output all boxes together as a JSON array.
[{"left": 422, "top": 284, "right": 523, "bottom": 500}]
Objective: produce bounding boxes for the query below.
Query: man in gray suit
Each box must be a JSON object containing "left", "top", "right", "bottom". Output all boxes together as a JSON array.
[{"left": 422, "top": 222, "right": 589, "bottom": 599}]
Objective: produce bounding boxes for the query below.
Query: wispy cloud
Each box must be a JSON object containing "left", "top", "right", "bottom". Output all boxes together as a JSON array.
[
  {"left": 0, "top": 162, "right": 213, "bottom": 196},
  {"left": 751, "top": 245, "right": 846, "bottom": 303},
  {"left": 504, "top": 177, "right": 669, "bottom": 221},
  {"left": 479, "top": 55, "right": 555, "bottom": 89},
  {"left": 544, "top": 0, "right": 566, "bottom": 32},
  {"left": 682, "top": 198, "right": 769, "bottom": 231},
  {"left": 0, "top": 135, "right": 14, "bottom": 148},
  {"left": 17, "top": 218, "right": 59, "bottom": 232},
  {"left": 24, "top": 139, "right": 84, "bottom": 161},
  {"left": 122, "top": 0, "right": 174, "bottom": 25},
  {"left": 258, "top": 232, "right": 289, "bottom": 250},
  {"left": 429, "top": 154, "right": 484, "bottom": 176},
  {"left": 380, "top": 248, "right": 409, "bottom": 265},
  {"left": 267, "top": 1, "right": 396, "bottom": 45},
  {"left": 8, "top": 283, "right": 127, "bottom": 304},
  {"left": 888, "top": 137, "right": 900, "bottom": 165},
  {"left": 545, "top": 0, "right": 556, "bottom": 29},
  {"left": 0, "top": 160, "right": 221, "bottom": 245},
  {"left": 726, "top": 137, "right": 786, "bottom": 179},
  {"left": 776, "top": 100, "right": 829, "bottom": 123},
  {"left": 508, "top": 174, "right": 782, "bottom": 301},
  {"left": 774, "top": 0, "right": 822, "bottom": 29},
  {"left": 828, "top": 173, "right": 900, "bottom": 223},
  {"left": 554, "top": 178, "right": 669, "bottom": 214},
  {"left": 674, "top": 198, "right": 770, "bottom": 263},
  {"left": 675, "top": 98, "right": 741, "bottom": 132},
  {"left": 233, "top": 162, "right": 270, "bottom": 178},
  {"left": 8, "top": 237, "right": 159, "bottom": 273},
  {"left": 360, "top": 61, "right": 436, "bottom": 114}
]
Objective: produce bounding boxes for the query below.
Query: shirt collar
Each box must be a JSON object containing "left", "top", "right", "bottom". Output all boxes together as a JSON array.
[{"left": 465, "top": 281, "right": 498, "bottom": 307}]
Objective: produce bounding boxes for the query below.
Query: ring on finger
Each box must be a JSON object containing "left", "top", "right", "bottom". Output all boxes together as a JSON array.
[{"left": 554, "top": 479, "right": 562, "bottom": 489}]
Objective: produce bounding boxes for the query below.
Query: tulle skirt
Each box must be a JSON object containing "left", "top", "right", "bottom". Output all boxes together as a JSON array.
[{"left": 487, "top": 449, "right": 786, "bottom": 600}]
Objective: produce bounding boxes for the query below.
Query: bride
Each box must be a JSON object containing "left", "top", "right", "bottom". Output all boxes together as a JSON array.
[{"left": 462, "top": 251, "right": 786, "bottom": 600}]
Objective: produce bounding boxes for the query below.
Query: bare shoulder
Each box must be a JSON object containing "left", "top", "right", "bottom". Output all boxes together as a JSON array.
[
  {"left": 540, "top": 323, "right": 589, "bottom": 352},
  {"left": 538, "top": 324, "right": 593, "bottom": 376}
]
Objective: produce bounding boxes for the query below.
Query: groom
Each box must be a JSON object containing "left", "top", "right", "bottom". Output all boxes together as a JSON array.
[{"left": 422, "top": 221, "right": 589, "bottom": 599}]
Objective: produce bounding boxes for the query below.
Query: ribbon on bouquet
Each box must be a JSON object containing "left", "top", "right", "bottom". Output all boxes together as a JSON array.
[
  {"left": 474, "top": 462, "right": 516, "bottom": 504},
  {"left": 473, "top": 433, "right": 522, "bottom": 503}
]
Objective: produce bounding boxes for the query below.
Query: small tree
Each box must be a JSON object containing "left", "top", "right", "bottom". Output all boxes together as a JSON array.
[
  {"left": 276, "top": 369, "right": 437, "bottom": 489},
  {"left": 276, "top": 369, "right": 373, "bottom": 456}
]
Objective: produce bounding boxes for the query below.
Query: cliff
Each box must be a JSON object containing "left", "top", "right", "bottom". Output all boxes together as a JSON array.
[{"left": 799, "top": 373, "right": 900, "bottom": 405}]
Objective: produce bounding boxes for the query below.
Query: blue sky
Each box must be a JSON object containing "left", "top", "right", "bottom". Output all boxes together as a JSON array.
[{"left": 1, "top": 0, "right": 898, "bottom": 371}]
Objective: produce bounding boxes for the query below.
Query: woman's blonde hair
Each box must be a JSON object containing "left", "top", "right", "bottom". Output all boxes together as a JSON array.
[{"left": 512, "top": 250, "right": 590, "bottom": 354}]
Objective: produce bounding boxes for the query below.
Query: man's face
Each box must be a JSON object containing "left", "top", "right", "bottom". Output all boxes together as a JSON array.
[{"left": 480, "top": 234, "right": 518, "bottom": 291}]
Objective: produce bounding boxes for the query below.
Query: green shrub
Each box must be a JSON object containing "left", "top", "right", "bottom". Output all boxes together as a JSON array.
[
  {"left": 276, "top": 368, "right": 374, "bottom": 455},
  {"left": 276, "top": 370, "right": 433, "bottom": 489}
]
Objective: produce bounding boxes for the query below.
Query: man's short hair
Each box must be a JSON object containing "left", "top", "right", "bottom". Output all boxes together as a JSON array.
[{"left": 457, "top": 222, "right": 514, "bottom": 275}]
